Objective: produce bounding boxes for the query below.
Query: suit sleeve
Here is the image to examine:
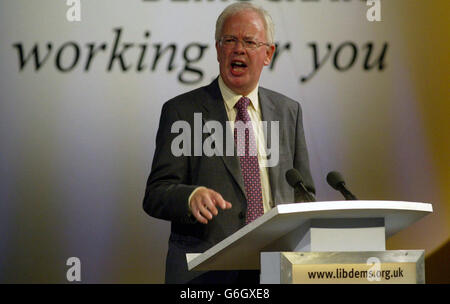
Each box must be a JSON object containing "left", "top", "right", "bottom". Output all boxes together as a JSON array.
[
  {"left": 293, "top": 101, "right": 316, "bottom": 201},
  {"left": 143, "top": 101, "right": 197, "bottom": 224}
]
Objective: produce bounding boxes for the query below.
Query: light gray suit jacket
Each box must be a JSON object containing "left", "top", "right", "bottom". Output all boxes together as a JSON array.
[{"left": 143, "top": 78, "right": 314, "bottom": 283}]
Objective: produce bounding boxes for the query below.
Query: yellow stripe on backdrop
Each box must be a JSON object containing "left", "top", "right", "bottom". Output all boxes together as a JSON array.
[{"left": 385, "top": 0, "right": 450, "bottom": 259}]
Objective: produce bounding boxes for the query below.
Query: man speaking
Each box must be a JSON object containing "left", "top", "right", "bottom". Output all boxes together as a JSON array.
[{"left": 143, "top": 2, "right": 315, "bottom": 284}]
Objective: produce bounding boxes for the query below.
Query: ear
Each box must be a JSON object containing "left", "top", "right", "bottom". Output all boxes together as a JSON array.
[
  {"left": 264, "top": 44, "right": 276, "bottom": 66},
  {"left": 215, "top": 41, "right": 220, "bottom": 62}
]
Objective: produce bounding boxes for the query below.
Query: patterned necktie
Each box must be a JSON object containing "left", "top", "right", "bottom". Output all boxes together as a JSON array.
[{"left": 234, "top": 97, "right": 264, "bottom": 224}]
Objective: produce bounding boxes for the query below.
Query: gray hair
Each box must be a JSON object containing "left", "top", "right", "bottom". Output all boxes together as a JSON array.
[{"left": 215, "top": 2, "right": 275, "bottom": 44}]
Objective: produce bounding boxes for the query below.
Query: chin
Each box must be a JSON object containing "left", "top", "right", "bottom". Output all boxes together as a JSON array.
[{"left": 226, "top": 76, "right": 251, "bottom": 93}]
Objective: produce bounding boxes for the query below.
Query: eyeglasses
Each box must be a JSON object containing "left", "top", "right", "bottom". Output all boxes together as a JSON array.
[{"left": 219, "top": 35, "right": 271, "bottom": 50}]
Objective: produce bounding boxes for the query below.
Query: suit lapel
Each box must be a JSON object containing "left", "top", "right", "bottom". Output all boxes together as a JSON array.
[
  {"left": 201, "top": 79, "right": 246, "bottom": 199},
  {"left": 259, "top": 88, "right": 284, "bottom": 206}
]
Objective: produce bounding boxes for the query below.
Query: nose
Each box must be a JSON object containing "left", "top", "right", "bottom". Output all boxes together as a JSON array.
[{"left": 232, "top": 40, "right": 246, "bottom": 54}]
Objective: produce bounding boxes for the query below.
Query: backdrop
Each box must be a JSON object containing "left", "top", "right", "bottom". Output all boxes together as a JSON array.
[{"left": 0, "top": 0, "right": 448, "bottom": 283}]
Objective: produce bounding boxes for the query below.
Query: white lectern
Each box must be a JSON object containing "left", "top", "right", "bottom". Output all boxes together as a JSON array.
[{"left": 186, "top": 201, "right": 432, "bottom": 283}]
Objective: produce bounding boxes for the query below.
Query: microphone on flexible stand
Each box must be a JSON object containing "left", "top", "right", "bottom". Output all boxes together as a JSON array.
[
  {"left": 326, "top": 171, "right": 358, "bottom": 200},
  {"left": 286, "top": 168, "right": 316, "bottom": 202}
]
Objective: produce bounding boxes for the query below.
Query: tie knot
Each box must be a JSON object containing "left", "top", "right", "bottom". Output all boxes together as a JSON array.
[{"left": 235, "top": 97, "right": 251, "bottom": 111}]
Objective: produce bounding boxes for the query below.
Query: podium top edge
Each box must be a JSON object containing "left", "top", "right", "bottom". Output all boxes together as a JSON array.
[
  {"left": 276, "top": 200, "right": 433, "bottom": 214},
  {"left": 187, "top": 200, "right": 432, "bottom": 271}
]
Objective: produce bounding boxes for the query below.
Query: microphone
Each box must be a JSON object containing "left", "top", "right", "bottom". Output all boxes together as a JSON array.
[
  {"left": 326, "top": 171, "right": 358, "bottom": 200},
  {"left": 286, "top": 168, "right": 316, "bottom": 202}
]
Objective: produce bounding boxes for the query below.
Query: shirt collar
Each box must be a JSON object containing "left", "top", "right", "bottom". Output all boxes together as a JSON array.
[{"left": 218, "top": 76, "right": 259, "bottom": 112}]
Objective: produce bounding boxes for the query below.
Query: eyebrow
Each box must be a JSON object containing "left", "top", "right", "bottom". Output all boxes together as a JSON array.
[{"left": 223, "top": 34, "right": 257, "bottom": 39}]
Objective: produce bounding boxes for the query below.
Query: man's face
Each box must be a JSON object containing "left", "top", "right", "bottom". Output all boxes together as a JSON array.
[{"left": 216, "top": 10, "right": 275, "bottom": 96}]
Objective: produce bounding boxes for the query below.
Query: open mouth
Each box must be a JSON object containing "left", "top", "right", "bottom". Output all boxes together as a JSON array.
[{"left": 230, "top": 60, "right": 248, "bottom": 75}]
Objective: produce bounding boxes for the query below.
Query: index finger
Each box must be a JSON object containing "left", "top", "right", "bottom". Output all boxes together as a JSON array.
[{"left": 210, "top": 191, "right": 232, "bottom": 210}]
